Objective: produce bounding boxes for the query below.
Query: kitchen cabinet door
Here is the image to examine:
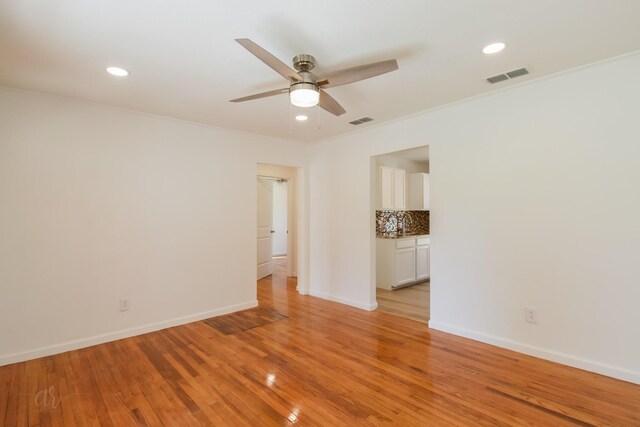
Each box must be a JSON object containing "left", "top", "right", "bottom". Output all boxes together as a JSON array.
[
  {"left": 380, "top": 167, "right": 406, "bottom": 210},
  {"left": 409, "top": 173, "right": 430, "bottom": 210},
  {"left": 416, "top": 244, "right": 430, "bottom": 281},
  {"left": 395, "top": 247, "right": 416, "bottom": 286},
  {"left": 393, "top": 169, "right": 406, "bottom": 210},
  {"left": 380, "top": 166, "right": 394, "bottom": 209}
]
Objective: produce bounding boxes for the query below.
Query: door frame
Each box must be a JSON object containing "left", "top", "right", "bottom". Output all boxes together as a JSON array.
[{"left": 256, "top": 163, "right": 308, "bottom": 295}]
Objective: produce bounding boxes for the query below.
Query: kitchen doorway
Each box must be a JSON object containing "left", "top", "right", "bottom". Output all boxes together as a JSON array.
[{"left": 372, "top": 146, "right": 430, "bottom": 323}]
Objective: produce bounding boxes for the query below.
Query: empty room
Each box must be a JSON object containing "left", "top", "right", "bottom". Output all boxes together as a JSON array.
[{"left": 1, "top": 1, "right": 640, "bottom": 425}]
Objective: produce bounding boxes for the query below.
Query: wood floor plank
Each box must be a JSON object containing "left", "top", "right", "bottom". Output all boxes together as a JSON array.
[
  {"left": 0, "top": 365, "right": 11, "bottom": 426},
  {"left": 376, "top": 281, "right": 430, "bottom": 323},
  {"left": 1, "top": 259, "right": 639, "bottom": 425}
]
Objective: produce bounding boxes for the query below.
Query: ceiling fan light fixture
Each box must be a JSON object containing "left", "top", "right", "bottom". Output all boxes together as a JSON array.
[
  {"left": 230, "top": 39, "right": 398, "bottom": 116},
  {"left": 289, "top": 83, "right": 319, "bottom": 108}
]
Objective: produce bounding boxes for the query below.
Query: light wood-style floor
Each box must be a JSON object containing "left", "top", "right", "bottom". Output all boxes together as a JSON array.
[
  {"left": 376, "top": 281, "right": 430, "bottom": 323},
  {"left": 2, "top": 259, "right": 640, "bottom": 425}
]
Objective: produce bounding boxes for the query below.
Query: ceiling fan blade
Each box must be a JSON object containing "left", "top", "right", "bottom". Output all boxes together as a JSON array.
[
  {"left": 318, "top": 89, "right": 346, "bottom": 116},
  {"left": 235, "top": 38, "right": 302, "bottom": 82},
  {"left": 229, "top": 88, "right": 289, "bottom": 103},
  {"left": 317, "top": 59, "right": 398, "bottom": 88}
]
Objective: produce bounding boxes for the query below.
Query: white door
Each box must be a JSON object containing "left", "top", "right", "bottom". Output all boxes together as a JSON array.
[
  {"left": 272, "top": 181, "right": 288, "bottom": 256},
  {"left": 257, "top": 178, "right": 274, "bottom": 279},
  {"left": 416, "top": 245, "right": 430, "bottom": 281}
]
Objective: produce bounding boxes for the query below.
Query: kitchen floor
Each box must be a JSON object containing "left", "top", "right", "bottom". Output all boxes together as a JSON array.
[{"left": 376, "top": 281, "right": 430, "bottom": 323}]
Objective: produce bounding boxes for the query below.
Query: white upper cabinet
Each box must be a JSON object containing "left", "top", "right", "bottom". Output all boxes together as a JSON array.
[
  {"left": 393, "top": 169, "right": 406, "bottom": 210},
  {"left": 408, "top": 173, "right": 430, "bottom": 210},
  {"left": 380, "top": 166, "right": 394, "bottom": 209},
  {"left": 380, "top": 166, "right": 406, "bottom": 210}
]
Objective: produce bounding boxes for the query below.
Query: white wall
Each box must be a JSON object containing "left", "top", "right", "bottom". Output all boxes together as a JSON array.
[
  {"left": 307, "top": 52, "right": 640, "bottom": 383},
  {"left": 0, "top": 88, "right": 307, "bottom": 365}
]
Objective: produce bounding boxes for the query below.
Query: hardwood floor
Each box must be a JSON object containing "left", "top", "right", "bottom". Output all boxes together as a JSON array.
[
  {"left": 1, "top": 259, "right": 639, "bottom": 426},
  {"left": 376, "top": 281, "right": 430, "bottom": 323}
]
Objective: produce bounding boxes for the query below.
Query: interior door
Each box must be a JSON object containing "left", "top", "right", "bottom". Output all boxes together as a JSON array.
[
  {"left": 272, "top": 180, "right": 288, "bottom": 256},
  {"left": 257, "top": 177, "right": 274, "bottom": 279}
]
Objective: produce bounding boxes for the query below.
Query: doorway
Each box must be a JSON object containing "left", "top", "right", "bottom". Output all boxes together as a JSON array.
[
  {"left": 256, "top": 163, "right": 300, "bottom": 284},
  {"left": 372, "top": 146, "right": 430, "bottom": 323}
]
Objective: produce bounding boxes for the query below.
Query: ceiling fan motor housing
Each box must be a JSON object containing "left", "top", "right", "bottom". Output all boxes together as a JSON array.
[{"left": 293, "top": 54, "right": 316, "bottom": 72}]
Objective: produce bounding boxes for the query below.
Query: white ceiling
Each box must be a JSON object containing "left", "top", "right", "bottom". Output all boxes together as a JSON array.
[{"left": 1, "top": 1, "right": 639, "bottom": 142}]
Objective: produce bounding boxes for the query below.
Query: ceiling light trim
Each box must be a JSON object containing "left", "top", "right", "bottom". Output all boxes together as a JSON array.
[
  {"left": 106, "top": 66, "right": 129, "bottom": 77},
  {"left": 482, "top": 42, "right": 506, "bottom": 54}
]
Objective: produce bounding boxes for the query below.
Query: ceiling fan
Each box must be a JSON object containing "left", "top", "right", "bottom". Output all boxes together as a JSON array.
[{"left": 230, "top": 38, "right": 399, "bottom": 116}]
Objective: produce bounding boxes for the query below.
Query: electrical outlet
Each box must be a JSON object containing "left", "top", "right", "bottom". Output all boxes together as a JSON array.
[
  {"left": 525, "top": 306, "right": 538, "bottom": 324},
  {"left": 119, "top": 298, "right": 131, "bottom": 312}
]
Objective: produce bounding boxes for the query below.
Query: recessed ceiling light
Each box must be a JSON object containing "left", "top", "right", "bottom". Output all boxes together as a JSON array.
[
  {"left": 482, "top": 42, "right": 506, "bottom": 55},
  {"left": 295, "top": 115, "right": 308, "bottom": 121},
  {"left": 106, "top": 66, "right": 129, "bottom": 77}
]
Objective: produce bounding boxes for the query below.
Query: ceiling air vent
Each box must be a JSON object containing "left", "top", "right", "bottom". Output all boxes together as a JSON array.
[
  {"left": 487, "top": 74, "right": 509, "bottom": 84},
  {"left": 349, "top": 117, "right": 373, "bottom": 125},
  {"left": 487, "top": 67, "right": 529, "bottom": 84},
  {"left": 506, "top": 68, "right": 529, "bottom": 78}
]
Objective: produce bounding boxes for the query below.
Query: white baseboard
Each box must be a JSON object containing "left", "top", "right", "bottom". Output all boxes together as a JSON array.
[
  {"left": 0, "top": 300, "right": 258, "bottom": 367},
  {"left": 428, "top": 320, "right": 640, "bottom": 385},
  {"left": 309, "top": 290, "right": 377, "bottom": 311}
]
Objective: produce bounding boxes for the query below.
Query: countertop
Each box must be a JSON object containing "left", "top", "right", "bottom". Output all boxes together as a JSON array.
[{"left": 376, "top": 233, "right": 429, "bottom": 239}]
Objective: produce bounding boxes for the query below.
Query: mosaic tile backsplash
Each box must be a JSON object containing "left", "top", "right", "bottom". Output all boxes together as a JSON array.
[{"left": 376, "top": 210, "right": 430, "bottom": 237}]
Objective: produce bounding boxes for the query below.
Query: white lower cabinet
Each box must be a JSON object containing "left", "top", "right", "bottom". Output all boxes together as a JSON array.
[
  {"left": 395, "top": 247, "right": 416, "bottom": 286},
  {"left": 376, "top": 235, "right": 430, "bottom": 290},
  {"left": 415, "top": 245, "right": 430, "bottom": 282}
]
